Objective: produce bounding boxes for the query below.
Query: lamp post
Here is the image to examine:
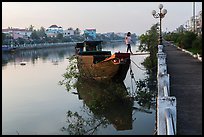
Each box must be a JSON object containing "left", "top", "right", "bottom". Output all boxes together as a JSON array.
[{"left": 152, "top": 4, "right": 167, "bottom": 45}]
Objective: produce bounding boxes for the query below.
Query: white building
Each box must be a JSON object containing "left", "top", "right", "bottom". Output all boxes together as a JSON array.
[
  {"left": 45, "top": 25, "right": 63, "bottom": 37},
  {"left": 189, "top": 10, "right": 202, "bottom": 34},
  {"left": 63, "top": 28, "right": 75, "bottom": 37},
  {"left": 196, "top": 11, "right": 202, "bottom": 35},
  {"left": 2, "top": 27, "right": 32, "bottom": 39}
]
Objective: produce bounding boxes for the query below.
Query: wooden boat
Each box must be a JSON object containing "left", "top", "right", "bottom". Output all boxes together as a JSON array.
[{"left": 75, "top": 40, "right": 130, "bottom": 82}]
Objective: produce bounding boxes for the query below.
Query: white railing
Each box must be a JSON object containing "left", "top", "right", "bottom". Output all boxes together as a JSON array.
[{"left": 157, "top": 44, "right": 177, "bottom": 135}]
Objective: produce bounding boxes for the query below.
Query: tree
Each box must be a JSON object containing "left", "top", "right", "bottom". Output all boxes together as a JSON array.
[
  {"left": 28, "top": 25, "right": 34, "bottom": 31},
  {"left": 182, "top": 31, "right": 197, "bottom": 49},
  {"left": 16, "top": 37, "right": 25, "bottom": 45},
  {"left": 30, "top": 30, "right": 40, "bottom": 40},
  {"left": 139, "top": 23, "right": 159, "bottom": 73},
  {"left": 192, "top": 35, "right": 202, "bottom": 55},
  {"left": 68, "top": 27, "right": 73, "bottom": 30},
  {"left": 2, "top": 33, "right": 6, "bottom": 42},
  {"left": 56, "top": 33, "right": 63, "bottom": 41},
  {"left": 37, "top": 27, "right": 47, "bottom": 39},
  {"left": 74, "top": 28, "right": 81, "bottom": 35}
]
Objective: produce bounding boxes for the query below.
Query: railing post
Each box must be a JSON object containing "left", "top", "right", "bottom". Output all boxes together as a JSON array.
[{"left": 157, "top": 96, "right": 176, "bottom": 135}]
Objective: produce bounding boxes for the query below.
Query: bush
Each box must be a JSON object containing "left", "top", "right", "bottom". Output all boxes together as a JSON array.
[
  {"left": 182, "top": 31, "right": 197, "bottom": 49},
  {"left": 192, "top": 35, "right": 202, "bottom": 55}
]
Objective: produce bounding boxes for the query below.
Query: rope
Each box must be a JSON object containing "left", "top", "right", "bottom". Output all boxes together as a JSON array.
[
  {"left": 130, "top": 59, "right": 147, "bottom": 71},
  {"left": 129, "top": 63, "right": 138, "bottom": 97},
  {"left": 130, "top": 64, "right": 134, "bottom": 95},
  {"left": 129, "top": 59, "right": 157, "bottom": 97},
  {"left": 130, "top": 59, "right": 157, "bottom": 71}
]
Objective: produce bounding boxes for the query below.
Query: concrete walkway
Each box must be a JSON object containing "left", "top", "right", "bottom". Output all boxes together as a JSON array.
[{"left": 163, "top": 44, "right": 202, "bottom": 135}]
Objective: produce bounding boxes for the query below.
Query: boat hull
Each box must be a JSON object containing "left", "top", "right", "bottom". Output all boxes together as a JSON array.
[{"left": 77, "top": 52, "right": 130, "bottom": 82}]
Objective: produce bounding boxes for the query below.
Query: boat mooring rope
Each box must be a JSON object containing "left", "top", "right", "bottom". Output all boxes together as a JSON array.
[
  {"left": 129, "top": 63, "right": 137, "bottom": 97},
  {"left": 130, "top": 59, "right": 157, "bottom": 71},
  {"left": 130, "top": 59, "right": 146, "bottom": 71},
  {"left": 129, "top": 59, "right": 157, "bottom": 97}
]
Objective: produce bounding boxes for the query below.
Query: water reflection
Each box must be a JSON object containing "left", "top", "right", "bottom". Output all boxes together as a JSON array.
[
  {"left": 2, "top": 42, "right": 157, "bottom": 134},
  {"left": 61, "top": 77, "right": 134, "bottom": 135},
  {"left": 2, "top": 45, "right": 75, "bottom": 67},
  {"left": 59, "top": 43, "right": 157, "bottom": 134}
]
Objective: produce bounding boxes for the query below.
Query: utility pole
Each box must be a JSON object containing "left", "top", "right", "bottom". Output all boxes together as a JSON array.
[{"left": 193, "top": 2, "right": 196, "bottom": 33}]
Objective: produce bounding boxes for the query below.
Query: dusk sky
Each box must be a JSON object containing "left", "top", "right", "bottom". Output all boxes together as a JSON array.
[{"left": 2, "top": 2, "right": 202, "bottom": 35}]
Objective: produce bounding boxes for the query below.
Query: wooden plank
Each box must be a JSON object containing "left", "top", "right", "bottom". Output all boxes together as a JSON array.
[{"left": 131, "top": 52, "right": 150, "bottom": 55}]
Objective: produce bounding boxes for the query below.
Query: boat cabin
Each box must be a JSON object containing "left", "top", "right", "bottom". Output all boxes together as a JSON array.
[
  {"left": 75, "top": 40, "right": 105, "bottom": 54},
  {"left": 75, "top": 40, "right": 112, "bottom": 64}
]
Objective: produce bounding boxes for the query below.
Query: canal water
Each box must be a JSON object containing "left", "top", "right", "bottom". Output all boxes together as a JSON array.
[{"left": 2, "top": 42, "right": 156, "bottom": 135}]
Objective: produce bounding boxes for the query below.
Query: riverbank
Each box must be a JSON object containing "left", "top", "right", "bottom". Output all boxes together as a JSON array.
[
  {"left": 3, "top": 40, "right": 128, "bottom": 51},
  {"left": 11, "top": 42, "right": 77, "bottom": 50}
]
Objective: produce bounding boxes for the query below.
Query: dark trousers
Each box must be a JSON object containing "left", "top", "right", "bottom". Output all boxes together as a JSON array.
[{"left": 127, "top": 44, "right": 132, "bottom": 53}]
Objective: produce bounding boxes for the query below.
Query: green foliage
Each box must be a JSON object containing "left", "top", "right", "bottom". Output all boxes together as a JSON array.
[
  {"left": 56, "top": 33, "right": 63, "bottom": 40},
  {"left": 134, "top": 23, "right": 158, "bottom": 109},
  {"left": 61, "top": 110, "right": 109, "bottom": 135},
  {"left": 31, "top": 30, "right": 40, "bottom": 40},
  {"left": 2, "top": 33, "right": 6, "bottom": 42},
  {"left": 182, "top": 31, "right": 197, "bottom": 49},
  {"left": 141, "top": 56, "right": 157, "bottom": 72},
  {"left": 58, "top": 55, "right": 79, "bottom": 92},
  {"left": 37, "top": 27, "right": 47, "bottom": 38},
  {"left": 191, "top": 35, "right": 202, "bottom": 55},
  {"left": 164, "top": 32, "right": 183, "bottom": 45},
  {"left": 134, "top": 78, "right": 157, "bottom": 109},
  {"left": 163, "top": 31, "right": 202, "bottom": 55},
  {"left": 139, "top": 23, "right": 158, "bottom": 73},
  {"left": 16, "top": 37, "right": 25, "bottom": 45}
]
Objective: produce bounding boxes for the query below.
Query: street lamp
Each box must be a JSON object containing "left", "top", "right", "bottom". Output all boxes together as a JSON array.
[{"left": 152, "top": 4, "right": 167, "bottom": 45}]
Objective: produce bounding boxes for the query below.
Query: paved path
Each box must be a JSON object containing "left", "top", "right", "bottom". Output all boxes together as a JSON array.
[{"left": 163, "top": 44, "right": 202, "bottom": 135}]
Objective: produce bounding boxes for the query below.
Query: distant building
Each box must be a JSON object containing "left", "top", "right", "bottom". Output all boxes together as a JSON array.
[
  {"left": 45, "top": 25, "right": 63, "bottom": 37},
  {"left": 189, "top": 10, "right": 202, "bottom": 34},
  {"left": 84, "top": 28, "right": 96, "bottom": 40},
  {"left": 196, "top": 11, "right": 202, "bottom": 35},
  {"left": 63, "top": 28, "right": 75, "bottom": 37},
  {"left": 102, "top": 32, "right": 114, "bottom": 37},
  {"left": 115, "top": 32, "right": 126, "bottom": 37},
  {"left": 175, "top": 10, "right": 202, "bottom": 35},
  {"left": 2, "top": 27, "right": 32, "bottom": 39}
]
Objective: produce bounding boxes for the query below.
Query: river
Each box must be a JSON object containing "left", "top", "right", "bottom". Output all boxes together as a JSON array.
[{"left": 2, "top": 41, "right": 156, "bottom": 135}]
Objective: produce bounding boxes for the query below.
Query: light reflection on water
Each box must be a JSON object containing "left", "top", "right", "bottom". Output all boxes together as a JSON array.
[{"left": 2, "top": 42, "right": 156, "bottom": 135}]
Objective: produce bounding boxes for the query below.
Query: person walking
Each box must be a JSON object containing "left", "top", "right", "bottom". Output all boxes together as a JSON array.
[{"left": 125, "top": 32, "right": 134, "bottom": 54}]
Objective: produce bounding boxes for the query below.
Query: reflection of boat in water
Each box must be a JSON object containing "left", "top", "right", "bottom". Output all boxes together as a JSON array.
[
  {"left": 76, "top": 77, "right": 134, "bottom": 131},
  {"left": 75, "top": 28, "right": 130, "bottom": 82}
]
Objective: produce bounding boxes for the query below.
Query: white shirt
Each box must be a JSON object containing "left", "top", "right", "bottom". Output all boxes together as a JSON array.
[{"left": 125, "top": 36, "right": 131, "bottom": 44}]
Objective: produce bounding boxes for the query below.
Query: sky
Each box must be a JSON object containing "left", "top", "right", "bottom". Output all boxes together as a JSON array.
[{"left": 2, "top": 2, "right": 202, "bottom": 35}]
